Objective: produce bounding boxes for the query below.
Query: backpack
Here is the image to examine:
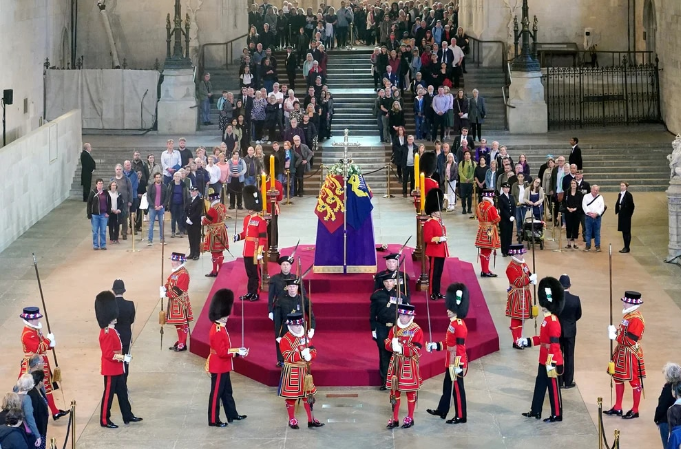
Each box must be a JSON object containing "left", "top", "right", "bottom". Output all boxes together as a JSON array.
[{"left": 216, "top": 97, "right": 225, "bottom": 111}]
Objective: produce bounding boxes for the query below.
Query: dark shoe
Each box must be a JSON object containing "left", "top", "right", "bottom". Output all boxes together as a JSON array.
[
  {"left": 437, "top": 293, "right": 445, "bottom": 299},
  {"left": 207, "top": 121, "right": 214, "bottom": 125},
  {"left": 308, "top": 419, "right": 325, "bottom": 428},
  {"left": 289, "top": 419, "right": 300, "bottom": 429},
  {"left": 172, "top": 345, "right": 188, "bottom": 352},
  {"left": 619, "top": 248, "right": 630, "bottom": 253},
  {"left": 522, "top": 411, "right": 541, "bottom": 419},
  {"left": 430, "top": 294, "right": 439, "bottom": 300},
  {"left": 622, "top": 410, "right": 639, "bottom": 419},
  {"left": 248, "top": 294, "right": 259, "bottom": 302},
  {"left": 239, "top": 293, "right": 253, "bottom": 301},
  {"left": 502, "top": 253, "right": 509, "bottom": 257},
  {"left": 171, "top": 233, "right": 176, "bottom": 238},
  {"left": 446, "top": 417, "right": 467, "bottom": 424},
  {"left": 169, "top": 343, "right": 178, "bottom": 350},
  {"left": 595, "top": 246, "right": 602, "bottom": 252},
  {"left": 563, "top": 382, "right": 576, "bottom": 389},
  {"left": 124, "top": 416, "right": 143, "bottom": 424},
  {"left": 209, "top": 421, "right": 227, "bottom": 427},
  {"left": 426, "top": 409, "right": 447, "bottom": 419},
  {"left": 543, "top": 415, "right": 562, "bottom": 423},
  {"left": 512, "top": 343, "right": 524, "bottom": 350},
  {"left": 565, "top": 244, "right": 572, "bottom": 249},
  {"left": 53, "top": 410, "right": 70, "bottom": 420},
  {"left": 228, "top": 206, "right": 235, "bottom": 210},
  {"left": 379, "top": 385, "right": 387, "bottom": 391},
  {"left": 603, "top": 407, "right": 623, "bottom": 416},
  {"left": 101, "top": 422, "right": 118, "bottom": 429},
  {"left": 205, "top": 272, "right": 218, "bottom": 277},
  {"left": 228, "top": 415, "right": 247, "bottom": 423},
  {"left": 122, "top": 235, "right": 127, "bottom": 240},
  {"left": 386, "top": 419, "right": 399, "bottom": 429},
  {"left": 101, "top": 247, "right": 108, "bottom": 250},
  {"left": 486, "top": 272, "right": 497, "bottom": 277},
  {"left": 237, "top": 206, "right": 244, "bottom": 210},
  {"left": 276, "top": 361, "right": 284, "bottom": 368},
  {"left": 583, "top": 247, "right": 591, "bottom": 252},
  {"left": 401, "top": 417, "right": 414, "bottom": 428}
]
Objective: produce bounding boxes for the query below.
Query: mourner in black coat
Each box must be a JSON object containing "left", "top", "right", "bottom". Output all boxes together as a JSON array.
[
  {"left": 557, "top": 275, "right": 582, "bottom": 389},
  {"left": 185, "top": 187, "right": 204, "bottom": 260},
  {"left": 81, "top": 144, "right": 96, "bottom": 202},
  {"left": 112, "top": 279, "right": 136, "bottom": 382},
  {"left": 569, "top": 137, "right": 583, "bottom": 170},
  {"left": 615, "top": 183, "right": 635, "bottom": 253},
  {"left": 498, "top": 183, "right": 516, "bottom": 257}
]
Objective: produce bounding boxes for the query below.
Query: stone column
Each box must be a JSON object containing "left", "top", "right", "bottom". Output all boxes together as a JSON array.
[
  {"left": 507, "top": 70, "right": 548, "bottom": 133},
  {"left": 666, "top": 135, "right": 681, "bottom": 265},
  {"left": 157, "top": 69, "right": 197, "bottom": 134}
]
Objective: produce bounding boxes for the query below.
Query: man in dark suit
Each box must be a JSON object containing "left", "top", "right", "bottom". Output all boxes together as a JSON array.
[
  {"left": 437, "top": 41, "right": 455, "bottom": 67},
  {"left": 569, "top": 137, "right": 583, "bottom": 170},
  {"left": 241, "top": 87, "right": 254, "bottom": 131},
  {"left": 81, "top": 143, "right": 96, "bottom": 202},
  {"left": 185, "top": 186, "right": 203, "bottom": 260},
  {"left": 284, "top": 46, "right": 298, "bottom": 91},
  {"left": 615, "top": 182, "right": 635, "bottom": 253},
  {"left": 113, "top": 279, "right": 136, "bottom": 382},
  {"left": 557, "top": 274, "right": 582, "bottom": 389},
  {"left": 382, "top": 66, "right": 398, "bottom": 87},
  {"left": 498, "top": 182, "right": 516, "bottom": 256},
  {"left": 453, "top": 127, "right": 475, "bottom": 158}
]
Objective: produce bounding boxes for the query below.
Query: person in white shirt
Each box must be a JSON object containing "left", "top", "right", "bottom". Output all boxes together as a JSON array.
[
  {"left": 581, "top": 184, "right": 605, "bottom": 252},
  {"left": 270, "top": 82, "right": 285, "bottom": 132},
  {"left": 511, "top": 173, "right": 531, "bottom": 239},
  {"left": 161, "top": 139, "right": 182, "bottom": 186},
  {"left": 205, "top": 155, "right": 222, "bottom": 198}
]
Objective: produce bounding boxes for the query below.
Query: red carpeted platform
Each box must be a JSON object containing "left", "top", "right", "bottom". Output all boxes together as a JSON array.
[{"left": 190, "top": 245, "right": 499, "bottom": 387}]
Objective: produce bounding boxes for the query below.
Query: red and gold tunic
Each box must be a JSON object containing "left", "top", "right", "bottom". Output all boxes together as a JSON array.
[
  {"left": 384, "top": 322, "right": 424, "bottom": 391},
  {"left": 475, "top": 200, "right": 501, "bottom": 249},
  {"left": 505, "top": 259, "right": 532, "bottom": 319},
  {"left": 611, "top": 310, "right": 645, "bottom": 383},
  {"left": 414, "top": 178, "right": 440, "bottom": 210},
  {"left": 207, "top": 323, "right": 236, "bottom": 374},
  {"left": 423, "top": 217, "right": 449, "bottom": 258},
  {"left": 279, "top": 332, "right": 317, "bottom": 398},
  {"left": 165, "top": 266, "right": 194, "bottom": 325},
  {"left": 202, "top": 202, "right": 229, "bottom": 252},
  {"left": 529, "top": 313, "right": 563, "bottom": 366},
  {"left": 99, "top": 327, "right": 125, "bottom": 376},
  {"left": 18, "top": 325, "right": 55, "bottom": 394},
  {"left": 435, "top": 318, "right": 468, "bottom": 373},
  {"left": 266, "top": 180, "right": 284, "bottom": 215},
  {"left": 238, "top": 213, "right": 268, "bottom": 258}
]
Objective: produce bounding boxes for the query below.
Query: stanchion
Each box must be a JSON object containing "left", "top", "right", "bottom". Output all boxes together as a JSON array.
[
  {"left": 127, "top": 212, "right": 140, "bottom": 253},
  {"left": 470, "top": 182, "right": 478, "bottom": 219},
  {"left": 383, "top": 165, "right": 394, "bottom": 198},
  {"left": 267, "top": 188, "right": 281, "bottom": 262},
  {"left": 285, "top": 170, "right": 292, "bottom": 205},
  {"left": 544, "top": 197, "right": 554, "bottom": 241},
  {"left": 598, "top": 397, "right": 603, "bottom": 449},
  {"left": 552, "top": 211, "right": 563, "bottom": 253},
  {"left": 416, "top": 214, "right": 429, "bottom": 291},
  {"left": 71, "top": 400, "right": 76, "bottom": 449},
  {"left": 412, "top": 194, "right": 423, "bottom": 261},
  {"left": 50, "top": 438, "right": 57, "bottom": 449},
  {"left": 613, "top": 429, "right": 620, "bottom": 449}
]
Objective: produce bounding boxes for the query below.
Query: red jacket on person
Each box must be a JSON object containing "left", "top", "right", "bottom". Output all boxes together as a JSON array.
[
  {"left": 207, "top": 323, "right": 236, "bottom": 374},
  {"left": 99, "top": 327, "right": 124, "bottom": 376},
  {"left": 423, "top": 217, "right": 448, "bottom": 258}
]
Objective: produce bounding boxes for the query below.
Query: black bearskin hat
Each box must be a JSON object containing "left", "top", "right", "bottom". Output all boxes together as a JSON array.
[
  {"left": 420, "top": 151, "right": 437, "bottom": 177},
  {"left": 243, "top": 184, "right": 263, "bottom": 212},
  {"left": 95, "top": 291, "right": 118, "bottom": 329},
  {"left": 445, "top": 283, "right": 470, "bottom": 319},
  {"left": 424, "top": 188, "right": 445, "bottom": 215},
  {"left": 538, "top": 277, "right": 565, "bottom": 315},
  {"left": 208, "top": 289, "right": 235, "bottom": 321}
]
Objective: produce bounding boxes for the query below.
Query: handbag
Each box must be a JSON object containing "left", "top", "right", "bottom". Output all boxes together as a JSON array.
[
  {"left": 460, "top": 113, "right": 468, "bottom": 119},
  {"left": 139, "top": 193, "right": 149, "bottom": 210}
]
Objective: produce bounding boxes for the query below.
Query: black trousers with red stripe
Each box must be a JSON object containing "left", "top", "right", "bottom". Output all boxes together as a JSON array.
[
  {"left": 208, "top": 372, "right": 238, "bottom": 425},
  {"left": 435, "top": 372, "right": 467, "bottom": 419},
  {"left": 428, "top": 256, "right": 445, "bottom": 297},
  {"left": 244, "top": 258, "right": 260, "bottom": 296},
  {"left": 101, "top": 374, "right": 133, "bottom": 425},
  {"left": 530, "top": 363, "right": 563, "bottom": 417}
]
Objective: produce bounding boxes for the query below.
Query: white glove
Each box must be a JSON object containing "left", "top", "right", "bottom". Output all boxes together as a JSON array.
[
  {"left": 301, "top": 348, "right": 312, "bottom": 361},
  {"left": 426, "top": 342, "right": 438, "bottom": 353},
  {"left": 372, "top": 330, "right": 377, "bottom": 340},
  {"left": 160, "top": 286, "right": 167, "bottom": 298},
  {"left": 439, "top": 236, "right": 447, "bottom": 242},
  {"left": 391, "top": 338, "right": 402, "bottom": 353},
  {"left": 308, "top": 328, "right": 315, "bottom": 339},
  {"left": 257, "top": 253, "right": 263, "bottom": 261},
  {"left": 123, "top": 354, "right": 132, "bottom": 363},
  {"left": 546, "top": 363, "right": 556, "bottom": 373},
  {"left": 46, "top": 333, "right": 56, "bottom": 348},
  {"left": 276, "top": 337, "right": 282, "bottom": 343},
  {"left": 516, "top": 337, "right": 530, "bottom": 348},
  {"left": 510, "top": 216, "right": 515, "bottom": 222},
  {"left": 238, "top": 347, "right": 249, "bottom": 357},
  {"left": 608, "top": 325, "right": 617, "bottom": 340},
  {"left": 268, "top": 312, "right": 274, "bottom": 321},
  {"left": 455, "top": 366, "right": 463, "bottom": 374},
  {"left": 529, "top": 273, "right": 538, "bottom": 285},
  {"left": 186, "top": 217, "right": 193, "bottom": 225},
  {"left": 200, "top": 216, "right": 205, "bottom": 222}
]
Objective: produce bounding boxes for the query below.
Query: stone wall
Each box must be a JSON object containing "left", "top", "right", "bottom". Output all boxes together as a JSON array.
[
  {"left": 655, "top": 0, "right": 681, "bottom": 134},
  {"left": 0, "top": 110, "right": 82, "bottom": 253},
  {"left": 77, "top": 0, "right": 249, "bottom": 70},
  {"left": 0, "top": 0, "right": 71, "bottom": 147}
]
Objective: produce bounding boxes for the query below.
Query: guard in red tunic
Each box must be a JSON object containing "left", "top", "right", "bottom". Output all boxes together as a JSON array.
[
  {"left": 279, "top": 311, "right": 324, "bottom": 429},
  {"left": 506, "top": 243, "right": 536, "bottom": 348},
  {"left": 386, "top": 303, "right": 424, "bottom": 429},
  {"left": 517, "top": 277, "right": 565, "bottom": 423},
  {"left": 234, "top": 185, "right": 268, "bottom": 301},
  {"left": 604, "top": 290, "right": 646, "bottom": 419},
  {"left": 426, "top": 283, "right": 470, "bottom": 424},
  {"left": 206, "top": 289, "right": 248, "bottom": 427},
  {"left": 163, "top": 252, "right": 193, "bottom": 352},
  {"left": 423, "top": 188, "right": 448, "bottom": 300},
  {"left": 95, "top": 291, "right": 142, "bottom": 429},
  {"left": 202, "top": 190, "right": 230, "bottom": 278},
  {"left": 475, "top": 189, "right": 501, "bottom": 278},
  {"left": 18, "top": 307, "right": 69, "bottom": 420}
]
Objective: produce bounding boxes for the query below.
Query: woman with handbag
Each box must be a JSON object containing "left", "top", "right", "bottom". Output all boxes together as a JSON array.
[{"left": 562, "top": 179, "right": 583, "bottom": 249}]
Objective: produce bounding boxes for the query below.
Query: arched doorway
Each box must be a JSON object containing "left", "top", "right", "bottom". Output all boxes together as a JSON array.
[{"left": 643, "top": 0, "right": 657, "bottom": 54}]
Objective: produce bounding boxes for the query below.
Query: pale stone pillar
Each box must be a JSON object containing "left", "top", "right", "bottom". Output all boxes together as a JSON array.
[
  {"left": 666, "top": 135, "right": 681, "bottom": 265},
  {"left": 507, "top": 70, "right": 547, "bottom": 134},
  {"left": 157, "top": 69, "right": 198, "bottom": 134}
]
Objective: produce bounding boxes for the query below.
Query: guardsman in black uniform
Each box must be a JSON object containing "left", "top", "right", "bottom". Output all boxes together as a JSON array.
[
  {"left": 370, "top": 271, "right": 409, "bottom": 390},
  {"left": 498, "top": 182, "right": 516, "bottom": 257},
  {"left": 557, "top": 274, "right": 581, "bottom": 389},
  {"left": 112, "top": 279, "right": 135, "bottom": 383},
  {"left": 273, "top": 278, "right": 316, "bottom": 365},
  {"left": 268, "top": 255, "right": 296, "bottom": 367},
  {"left": 374, "top": 253, "right": 410, "bottom": 300}
]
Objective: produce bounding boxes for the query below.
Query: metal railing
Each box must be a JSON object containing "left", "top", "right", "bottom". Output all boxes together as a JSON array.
[
  {"left": 467, "top": 37, "right": 509, "bottom": 85},
  {"left": 540, "top": 48, "right": 656, "bottom": 68},
  {"left": 197, "top": 33, "right": 248, "bottom": 78}
]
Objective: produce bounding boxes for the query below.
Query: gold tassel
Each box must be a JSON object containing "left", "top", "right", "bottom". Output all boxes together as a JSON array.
[
  {"left": 304, "top": 374, "right": 315, "bottom": 393},
  {"left": 390, "top": 374, "right": 398, "bottom": 392},
  {"left": 607, "top": 361, "right": 615, "bottom": 375},
  {"left": 531, "top": 305, "right": 539, "bottom": 318},
  {"left": 159, "top": 310, "right": 166, "bottom": 325},
  {"left": 52, "top": 367, "right": 62, "bottom": 383}
]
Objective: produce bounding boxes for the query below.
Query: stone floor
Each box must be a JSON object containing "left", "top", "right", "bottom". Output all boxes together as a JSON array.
[{"left": 1, "top": 175, "right": 680, "bottom": 448}]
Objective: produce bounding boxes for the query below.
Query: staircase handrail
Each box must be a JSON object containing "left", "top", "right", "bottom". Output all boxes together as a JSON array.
[
  {"left": 197, "top": 34, "right": 248, "bottom": 79},
  {"left": 467, "top": 36, "right": 509, "bottom": 84}
]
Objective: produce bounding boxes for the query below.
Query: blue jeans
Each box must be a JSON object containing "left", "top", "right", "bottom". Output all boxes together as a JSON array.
[
  {"left": 585, "top": 215, "right": 601, "bottom": 248},
  {"left": 264, "top": 80, "right": 274, "bottom": 93},
  {"left": 91, "top": 214, "right": 107, "bottom": 248},
  {"left": 200, "top": 98, "right": 211, "bottom": 123},
  {"left": 658, "top": 422, "right": 669, "bottom": 449},
  {"left": 278, "top": 173, "right": 295, "bottom": 197},
  {"left": 515, "top": 206, "right": 527, "bottom": 235},
  {"left": 415, "top": 115, "right": 425, "bottom": 140},
  {"left": 170, "top": 202, "right": 185, "bottom": 234},
  {"left": 148, "top": 206, "right": 165, "bottom": 242},
  {"left": 244, "top": 175, "right": 256, "bottom": 186}
]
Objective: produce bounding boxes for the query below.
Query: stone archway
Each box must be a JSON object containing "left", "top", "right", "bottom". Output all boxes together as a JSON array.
[{"left": 643, "top": 0, "right": 657, "bottom": 54}]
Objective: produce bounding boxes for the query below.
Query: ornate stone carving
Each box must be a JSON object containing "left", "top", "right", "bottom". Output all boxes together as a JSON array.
[{"left": 668, "top": 134, "right": 681, "bottom": 182}]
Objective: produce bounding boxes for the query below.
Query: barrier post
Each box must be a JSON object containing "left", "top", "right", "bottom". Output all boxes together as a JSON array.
[{"left": 383, "top": 165, "right": 394, "bottom": 198}]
